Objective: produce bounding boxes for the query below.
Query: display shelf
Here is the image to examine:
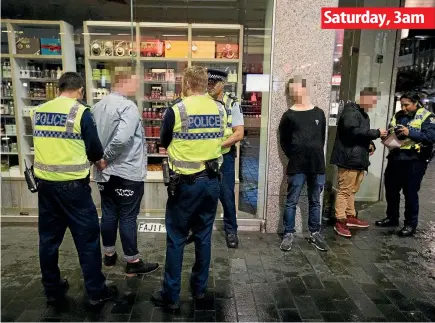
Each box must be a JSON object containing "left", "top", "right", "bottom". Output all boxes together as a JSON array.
[
  {"left": 1, "top": 115, "right": 16, "bottom": 118},
  {"left": 13, "top": 54, "right": 62, "bottom": 60},
  {"left": 88, "top": 56, "right": 135, "bottom": 62},
  {"left": 0, "top": 19, "right": 76, "bottom": 175},
  {"left": 83, "top": 21, "right": 243, "bottom": 181},
  {"left": 192, "top": 58, "right": 240, "bottom": 63},
  {"left": 22, "top": 97, "right": 48, "bottom": 101},
  {"left": 1, "top": 152, "right": 18, "bottom": 155},
  {"left": 20, "top": 78, "right": 58, "bottom": 83},
  {"left": 1, "top": 97, "right": 14, "bottom": 100}
]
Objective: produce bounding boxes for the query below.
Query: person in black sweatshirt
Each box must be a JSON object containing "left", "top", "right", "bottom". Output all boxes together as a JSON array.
[{"left": 278, "top": 76, "right": 327, "bottom": 252}]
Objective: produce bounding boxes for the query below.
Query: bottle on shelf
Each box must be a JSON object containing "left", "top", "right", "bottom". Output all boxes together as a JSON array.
[
  {"left": 2, "top": 61, "right": 7, "bottom": 78},
  {"left": 56, "top": 67, "right": 62, "bottom": 79}
]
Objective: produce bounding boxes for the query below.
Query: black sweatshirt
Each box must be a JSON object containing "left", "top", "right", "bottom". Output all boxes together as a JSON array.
[{"left": 279, "top": 106, "right": 326, "bottom": 174}]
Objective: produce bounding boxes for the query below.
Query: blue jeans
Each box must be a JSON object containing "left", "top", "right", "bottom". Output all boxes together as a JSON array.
[
  {"left": 283, "top": 173, "right": 325, "bottom": 234},
  {"left": 220, "top": 152, "right": 238, "bottom": 234},
  {"left": 38, "top": 179, "right": 106, "bottom": 300},
  {"left": 162, "top": 176, "right": 219, "bottom": 303},
  {"left": 99, "top": 176, "right": 144, "bottom": 262}
]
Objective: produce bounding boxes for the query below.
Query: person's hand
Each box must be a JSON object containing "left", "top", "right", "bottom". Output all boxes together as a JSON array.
[
  {"left": 379, "top": 129, "right": 388, "bottom": 138},
  {"left": 95, "top": 159, "right": 108, "bottom": 171},
  {"left": 397, "top": 125, "right": 409, "bottom": 137},
  {"left": 369, "top": 144, "right": 375, "bottom": 156}
]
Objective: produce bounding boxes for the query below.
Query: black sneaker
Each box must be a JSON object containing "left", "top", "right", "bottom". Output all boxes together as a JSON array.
[
  {"left": 309, "top": 232, "right": 328, "bottom": 252},
  {"left": 226, "top": 233, "right": 239, "bottom": 249},
  {"left": 46, "top": 279, "right": 69, "bottom": 305},
  {"left": 87, "top": 286, "right": 119, "bottom": 307},
  {"left": 104, "top": 252, "right": 118, "bottom": 267},
  {"left": 280, "top": 233, "right": 294, "bottom": 251},
  {"left": 186, "top": 231, "right": 194, "bottom": 245},
  {"left": 126, "top": 260, "right": 159, "bottom": 276},
  {"left": 151, "top": 290, "right": 180, "bottom": 310}
]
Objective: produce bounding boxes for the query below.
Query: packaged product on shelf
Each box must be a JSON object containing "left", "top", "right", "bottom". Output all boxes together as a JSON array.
[
  {"left": 90, "top": 40, "right": 103, "bottom": 56},
  {"left": 164, "top": 40, "right": 188, "bottom": 58},
  {"left": 40, "top": 38, "right": 62, "bottom": 55},
  {"left": 102, "top": 41, "right": 114, "bottom": 56},
  {"left": 140, "top": 40, "right": 164, "bottom": 57},
  {"left": 165, "top": 69, "right": 175, "bottom": 82},
  {"left": 16, "top": 37, "right": 41, "bottom": 55},
  {"left": 114, "top": 40, "right": 136, "bottom": 57},
  {"left": 56, "top": 67, "right": 62, "bottom": 79},
  {"left": 159, "top": 147, "right": 166, "bottom": 155},
  {"left": 191, "top": 41, "right": 216, "bottom": 59},
  {"left": 216, "top": 44, "right": 239, "bottom": 59}
]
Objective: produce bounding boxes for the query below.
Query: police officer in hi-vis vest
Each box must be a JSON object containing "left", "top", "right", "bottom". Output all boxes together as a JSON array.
[
  {"left": 31, "top": 72, "right": 117, "bottom": 306},
  {"left": 186, "top": 69, "right": 244, "bottom": 248},
  {"left": 151, "top": 66, "right": 227, "bottom": 310},
  {"left": 376, "top": 92, "right": 435, "bottom": 236}
]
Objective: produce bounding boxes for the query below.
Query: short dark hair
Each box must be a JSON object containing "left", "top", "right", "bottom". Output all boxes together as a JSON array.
[
  {"left": 58, "top": 72, "right": 84, "bottom": 93},
  {"left": 360, "top": 87, "right": 379, "bottom": 96}
]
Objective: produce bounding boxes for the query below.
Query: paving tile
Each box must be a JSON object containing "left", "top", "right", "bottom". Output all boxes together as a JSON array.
[
  {"left": 320, "top": 311, "right": 345, "bottom": 322},
  {"left": 237, "top": 314, "right": 259, "bottom": 322},
  {"left": 309, "top": 290, "right": 337, "bottom": 312},
  {"left": 15, "top": 309, "right": 47, "bottom": 322},
  {"left": 256, "top": 304, "right": 281, "bottom": 322},
  {"left": 411, "top": 298, "right": 435, "bottom": 321},
  {"left": 251, "top": 283, "right": 274, "bottom": 304},
  {"left": 129, "top": 301, "right": 155, "bottom": 322},
  {"left": 194, "top": 310, "right": 216, "bottom": 322},
  {"left": 377, "top": 304, "right": 409, "bottom": 322},
  {"left": 288, "top": 277, "right": 309, "bottom": 296},
  {"left": 301, "top": 274, "right": 324, "bottom": 289},
  {"left": 294, "top": 296, "right": 322, "bottom": 320},
  {"left": 384, "top": 289, "right": 417, "bottom": 311},
  {"left": 279, "top": 309, "right": 302, "bottom": 322},
  {"left": 215, "top": 298, "right": 237, "bottom": 322},
  {"left": 332, "top": 299, "right": 366, "bottom": 322},
  {"left": 402, "top": 310, "right": 430, "bottom": 322}
]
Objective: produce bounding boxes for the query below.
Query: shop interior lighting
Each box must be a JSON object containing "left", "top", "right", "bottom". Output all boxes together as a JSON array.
[{"left": 162, "top": 34, "right": 185, "bottom": 37}]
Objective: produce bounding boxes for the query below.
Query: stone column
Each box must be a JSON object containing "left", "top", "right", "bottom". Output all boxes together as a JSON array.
[{"left": 265, "top": 0, "right": 338, "bottom": 233}]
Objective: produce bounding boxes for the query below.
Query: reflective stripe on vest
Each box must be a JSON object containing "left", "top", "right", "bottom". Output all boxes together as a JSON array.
[
  {"left": 34, "top": 161, "right": 89, "bottom": 173},
  {"left": 390, "top": 108, "right": 432, "bottom": 150},
  {"left": 169, "top": 157, "right": 204, "bottom": 169}
]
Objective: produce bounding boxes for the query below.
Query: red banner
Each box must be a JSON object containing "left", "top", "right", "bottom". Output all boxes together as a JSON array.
[{"left": 321, "top": 7, "right": 435, "bottom": 29}]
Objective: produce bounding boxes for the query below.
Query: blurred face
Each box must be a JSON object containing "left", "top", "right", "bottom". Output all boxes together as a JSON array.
[
  {"left": 120, "top": 75, "right": 139, "bottom": 96},
  {"left": 288, "top": 82, "right": 307, "bottom": 102},
  {"left": 400, "top": 98, "right": 418, "bottom": 114},
  {"left": 359, "top": 94, "right": 378, "bottom": 110},
  {"left": 207, "top": 80, "right": 224, "bottom": 98}
]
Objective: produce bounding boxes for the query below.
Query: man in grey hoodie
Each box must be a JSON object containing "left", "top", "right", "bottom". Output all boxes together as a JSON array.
[{"left": 92, "top": 66, "right": 159, "bottom": 276}]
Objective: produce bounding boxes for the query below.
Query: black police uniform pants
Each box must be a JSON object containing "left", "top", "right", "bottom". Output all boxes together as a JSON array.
[
  {"left": 384, "top": 159, "right": 427, "bottom": 228},
  {"left": 161, "top": 176, "right": 220, "bottom": 303},
  {"left": 38, "top": 179, "right": 106, "bottom": 299}
]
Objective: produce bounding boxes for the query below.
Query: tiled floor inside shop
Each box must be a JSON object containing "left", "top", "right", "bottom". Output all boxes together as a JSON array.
[{"left": 1, "top": 161, "right": 435, "bottom": 322}]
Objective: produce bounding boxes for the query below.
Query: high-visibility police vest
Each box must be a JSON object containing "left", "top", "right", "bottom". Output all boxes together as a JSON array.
[
  {"left": 390, "top": 107, "right": 432, "bottom": 150},
  {"left": 167, "top": 95, "right": 227, "bottom": 175},
  {"left": 30, "top": 97, "right": 90, "bottom": 181},
  {"left": 221, "top": 92, "right": 238, "bottom": 155}
]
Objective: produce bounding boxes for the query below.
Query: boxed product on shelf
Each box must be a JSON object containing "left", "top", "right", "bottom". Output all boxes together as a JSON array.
[
  {"left": 40, "top": 38, "right": 62, "bottom": 55},
  {"left": 191, "top": 41, "right": 216, "bottom": 59},
  {"left": 216, "top": 43, "right": 239, "bottom": 59},
  {"left": 140, "top": 40, "right": 164, "bottom": 57},
  {"left": 164, "top": 40, "right": 188, "bottom": 58},
  {"left": 16, "top": 37, "right": 40, "bottom": 55}
]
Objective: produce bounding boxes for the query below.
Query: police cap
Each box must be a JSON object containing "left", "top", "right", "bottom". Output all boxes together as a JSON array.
[{"left": 207, "top": 68, "right": 227, "bottom": 82}]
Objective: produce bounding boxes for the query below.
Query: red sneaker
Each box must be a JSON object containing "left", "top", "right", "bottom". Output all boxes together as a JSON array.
[
  {"left": 346, "top": 217, "right": 369, "bottom": 228},
  {"left": 334, "top": 221, "right": 352, "bottom": 237}
]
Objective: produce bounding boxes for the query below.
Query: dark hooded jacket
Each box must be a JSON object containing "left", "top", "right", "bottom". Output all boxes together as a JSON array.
[{"left": 330, "top": 102, "right": 380, "bottom": 171}]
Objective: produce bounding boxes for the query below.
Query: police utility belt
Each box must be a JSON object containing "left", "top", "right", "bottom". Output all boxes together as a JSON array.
[{"left": 163, "top": 159, "right": 220, "bottom": 197}]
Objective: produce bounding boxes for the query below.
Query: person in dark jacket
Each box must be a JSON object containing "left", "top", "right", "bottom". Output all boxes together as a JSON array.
[
  {"left": 375, "top": 92, "right": 435, "bottom": 237},
  {"left": 331, "top": 87, "right": 387, "bottom": 238}
]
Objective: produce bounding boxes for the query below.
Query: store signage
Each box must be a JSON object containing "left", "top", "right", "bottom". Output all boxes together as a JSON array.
[
  {"left": 321, "top": 7, "right": 435, "bottom": 29},
  {"left": 331, "top": 75, "right": 341, "bottom": 85},
  {"left": 138, "top": 222, "right": 166, "bottom": 233}
]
